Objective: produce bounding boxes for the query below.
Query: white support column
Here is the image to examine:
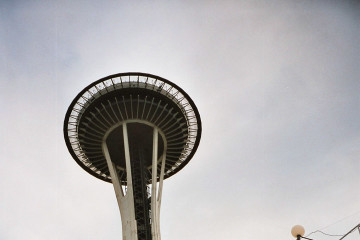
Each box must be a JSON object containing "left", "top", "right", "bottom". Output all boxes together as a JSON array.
[
  {"left": 155, "top": 152, "right": 166, "bottom": 239},
  {"left": 151, "top": 127, "right": 166, "bottom": 240},
  {"left": 103, "top": 123, "right": 138, "bottom": 240},
  {"left": 157, "top": 152, "right": 166, "bottom": 214},
  {"left": 103, "top": 122, "right": 166, "bottom": 240},
  {"left": 151, "top": 127, "right": 159, "bottom": 239}
]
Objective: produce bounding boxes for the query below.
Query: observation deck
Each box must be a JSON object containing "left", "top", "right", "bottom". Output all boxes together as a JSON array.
[{"left": 64, "top": 72, "right": 202, "bottom": 184}]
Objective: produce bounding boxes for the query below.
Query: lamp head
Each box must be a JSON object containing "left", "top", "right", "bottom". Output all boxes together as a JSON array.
[{"left": 291, "top": 225, "right": 305, "bottom": 238}]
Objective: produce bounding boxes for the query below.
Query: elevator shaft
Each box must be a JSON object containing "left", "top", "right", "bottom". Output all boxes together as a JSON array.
[{"left": 130, "top": 143, "right": 152, "bottom": 240}]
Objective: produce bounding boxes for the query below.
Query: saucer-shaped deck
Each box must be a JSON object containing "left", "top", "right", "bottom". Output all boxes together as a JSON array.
[{"left": 64, "top": 73, "right": 201, "bottom": 183}]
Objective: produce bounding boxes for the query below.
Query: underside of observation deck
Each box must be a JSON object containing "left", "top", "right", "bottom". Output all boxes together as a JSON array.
[
  {"left": 77, "top": 87, "right": 186, "bottom": 183},
  {"left": 64, "top": 72, "right": 201, "bottom": 183}
]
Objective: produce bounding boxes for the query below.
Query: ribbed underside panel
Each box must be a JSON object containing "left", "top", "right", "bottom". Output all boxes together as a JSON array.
[{"left": 77, "top": 88, "right": 188, "bottom": 182}]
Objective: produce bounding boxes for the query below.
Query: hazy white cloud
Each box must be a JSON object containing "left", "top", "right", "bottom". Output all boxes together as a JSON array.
[{"left": 1, "top": 1, "right": 359, "bottom": 240}]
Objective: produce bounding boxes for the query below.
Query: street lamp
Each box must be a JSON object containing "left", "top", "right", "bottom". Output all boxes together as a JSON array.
[
  {"left": 291, "top": 225, "right": 306, "bottom": 240},
  {"left": 291, "top": 223, "right": 360, "bottom": 240}
]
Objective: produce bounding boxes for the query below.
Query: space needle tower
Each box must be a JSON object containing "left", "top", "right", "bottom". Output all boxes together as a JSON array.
[{"left": 64, "top": 72, "right": 202, "bottom": 240}]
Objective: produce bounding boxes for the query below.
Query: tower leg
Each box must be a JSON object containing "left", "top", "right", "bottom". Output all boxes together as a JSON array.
[
  {"left": 103, "top": 123, "right": 138, "bottom": 240},
  {"left": 151, "top": 127, "right": 166, "bottom": 240},
  {"left": 103, "top": 123, "right": 166, "bottom": 240}
]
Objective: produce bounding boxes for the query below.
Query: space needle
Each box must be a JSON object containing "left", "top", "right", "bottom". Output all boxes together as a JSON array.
[{"left": 64, "top": 72, "right": 202, "bottom": 240}]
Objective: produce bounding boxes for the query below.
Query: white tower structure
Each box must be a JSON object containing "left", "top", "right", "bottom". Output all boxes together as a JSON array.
[{"left": 64, "top": 73, "right": 202, "bottom": 240}]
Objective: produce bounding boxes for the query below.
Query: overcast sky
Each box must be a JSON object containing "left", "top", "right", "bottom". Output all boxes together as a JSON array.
[{"left": 1, "top": 1, "right": 360, "bottom": 240}]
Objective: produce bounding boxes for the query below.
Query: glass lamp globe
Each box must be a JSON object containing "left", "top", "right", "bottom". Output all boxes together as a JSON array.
[{"left": 291, "top": 225, "right": 305, "bottom": 238}]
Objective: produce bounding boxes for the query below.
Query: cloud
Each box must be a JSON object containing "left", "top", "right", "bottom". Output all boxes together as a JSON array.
[{"left": 1, "top": 1, "right": 359, "bottom": 240}]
